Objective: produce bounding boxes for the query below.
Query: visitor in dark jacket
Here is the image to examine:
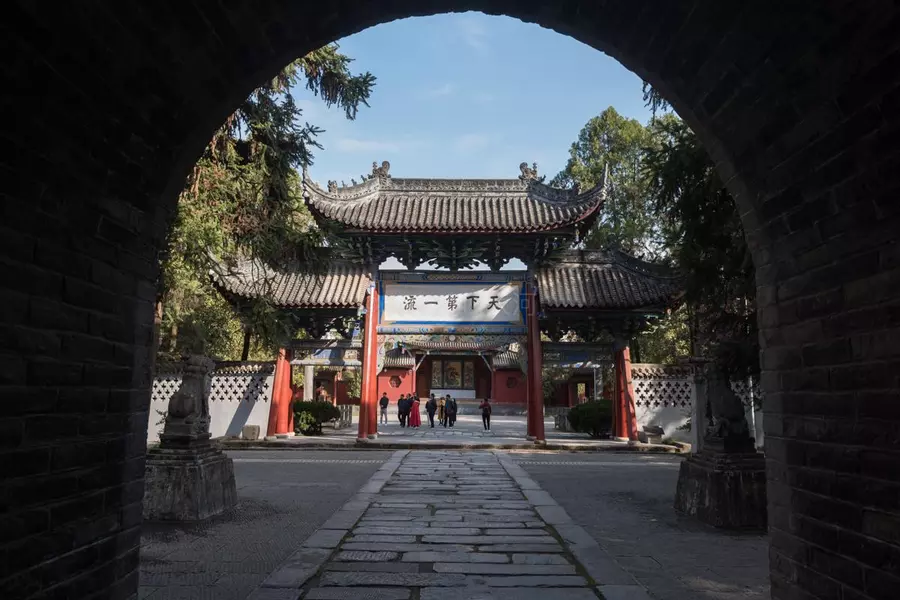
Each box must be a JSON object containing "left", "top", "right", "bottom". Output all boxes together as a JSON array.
[
  {"left": 379, "top": 392, "right": 390, "bottom": 425},
  {"left": 479, "top": 398, "right": 492, "bottom": 431},
  {"left": 425, "top": 394, "right": 438, "bottom": 428},
  {"left": 445, "top": 395, "right": 458, "bottom": 428},
  {"left": 397, "top": 394, "right": 407, "bottom": 427}
]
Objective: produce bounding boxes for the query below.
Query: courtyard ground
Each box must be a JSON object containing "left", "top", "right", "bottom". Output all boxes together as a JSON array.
[
  {"left": 138, "top": 449, "right": 768, "bottom": 600},
  {"left": 139, "top": 451, "right": 394, "bottom": 599},
  {"left": 515, "top": 453, "right": 769, "bottom": 600},
  {"left": 221, "top": 414, "right": 682, "bottom": 452}
]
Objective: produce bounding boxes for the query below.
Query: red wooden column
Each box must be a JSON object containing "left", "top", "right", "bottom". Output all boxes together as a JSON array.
[
  {"left": 613, "top": 345, "right": 639, "bottom": 441},
  {"left": 366, "top": 284, "right": 381, "bottom": 437},
  {"left": 525, "top": 282, "right": 546, "bottom": 442},
  {"left": 268, "top": 348, "right": 293, "bottom": 436},
  {"left": 358, "top": 283, "right": 380, "bottom": 439}
]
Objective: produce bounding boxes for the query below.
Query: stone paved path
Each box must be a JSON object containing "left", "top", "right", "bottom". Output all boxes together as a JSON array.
[
  {"left": 249, "top": 451, "right": 649, "bottom": 599},
  {"left": 139, "top": 452, "right": 392, "bottom": 600}
]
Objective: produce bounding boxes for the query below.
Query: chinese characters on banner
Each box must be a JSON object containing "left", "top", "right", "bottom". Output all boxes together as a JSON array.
[{"left": 382, "top": 282, "right": 522, "bottom": 324}]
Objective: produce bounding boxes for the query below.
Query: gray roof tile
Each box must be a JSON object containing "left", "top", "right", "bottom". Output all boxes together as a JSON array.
[
  {"left": 211, "top": 258, "right": 371, "bottom": 309},
  {"left": 304, "top": 176, "right": 605, "bottom": 233},
  {"left": 537, "top": 250, "right": 682, "bottom": 310}
]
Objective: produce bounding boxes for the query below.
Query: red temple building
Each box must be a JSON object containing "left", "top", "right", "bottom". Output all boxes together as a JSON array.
[{"left": 213, "top": 163, "right": 682, "bottom": 443}]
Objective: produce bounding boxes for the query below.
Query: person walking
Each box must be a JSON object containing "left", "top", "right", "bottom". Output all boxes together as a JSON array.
[
  {"left": 479, "top": 398, "right": 492, "bottom": 431},
  {"left": 397, "top": 393, "right": 407, "bottom": 427},
  {"left": 379, "top": 392, "right": 390, "bottom": 425},
  {"left": 409, "top": 395, "right": 422, "bottom": 429},
  {"left": 425, "top": 394, "right": 437, "bottom": 428},
  {"left": 437, "top": 395, "right": 446, "bottom": 427},
  {"left": 446, "top": 395, "right": 458, "bottom": 428}
]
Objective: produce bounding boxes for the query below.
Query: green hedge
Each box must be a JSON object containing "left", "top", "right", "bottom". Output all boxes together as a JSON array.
[
  {"left": 567, "top": 401, "right": 613, "bottom": 438},
  {"left": 293, "top": 401, "right": 341, "bottom": 436}
]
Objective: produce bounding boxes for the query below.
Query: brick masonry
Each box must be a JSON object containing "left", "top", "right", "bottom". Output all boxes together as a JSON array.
[{"left": 1, "top": 2, "right": 899, "bottom": 599}]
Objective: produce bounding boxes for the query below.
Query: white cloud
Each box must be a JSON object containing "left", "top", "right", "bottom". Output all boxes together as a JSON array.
[
  {"left": 334, "top": 137, "right": 431, "bottom": 155},
  {"left": 424, "top": 83, "right": 455, "bottom": 98},
  {"left": 454, "top": 133, "right": 491, "bottom": 152},
  {"left": 457, "top": 18, "right": 490, "bottom": 53},
  {"left": 335, "top": 138, "right": 403, "bottom": 153}
]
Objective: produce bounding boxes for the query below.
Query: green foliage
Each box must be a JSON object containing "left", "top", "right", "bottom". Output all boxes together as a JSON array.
[
  {"left": 157, "top": 44, "right": 375, "bottom": 362},
  {"left": 341, "top": 370, "right": 362, "bottom": 400},
  {"left": 643, "top": 113, "right": 758, "bottom": 378},
  {"left": 552, "top": 98, "right": 758, "bottom": 375},
  {"left": 631, "top": 306, "right": 692, "bottom": 364},
  {"left": 293, "top": 401, "right": 342, "bottom": 435},
  {"left": 551, "top": 107, "right": 664, "bottom": 259},
  {"left": 567, "top": 401, "right": 613, "bottom": 439}
]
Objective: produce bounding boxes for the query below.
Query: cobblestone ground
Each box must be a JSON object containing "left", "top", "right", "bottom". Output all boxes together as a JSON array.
[
  {"left": 276, "top": 450, "right": 646, "bottom": 600},
  {"left": 138, "top": 451, "right": 393, "bottom": 600},
  {"left": 515, "top": 453, "right": 769, "bottom": 600}
]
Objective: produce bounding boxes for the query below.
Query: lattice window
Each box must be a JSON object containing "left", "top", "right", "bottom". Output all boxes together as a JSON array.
[
  {"left": 632, "top": 376, "right": 693, "bottom": 409},
  {"left": 151, "top": 363, "right": 273, "bottom": 405},
  {"left": 151, "top": 373, "right": 183, "bottom": 404},
  {"left": 209, "top": 372, "right": 271, "bottom": 403},
  {"left": 730, "top": 377, "right": 761, "bottom": 408}
]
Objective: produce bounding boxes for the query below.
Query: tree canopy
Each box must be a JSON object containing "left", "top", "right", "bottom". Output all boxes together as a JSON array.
[
  {"left": 553, "top": 100, "right": 758, "bottom": 376},
  {"left": 643, "top": 113, "right": 757, "bottom": 377},
  {"left": 551, "top": 107, "right": 663, "bottom": 259},
  {"left": 156, "top": 44, "right": 375, "bottom": 362}
]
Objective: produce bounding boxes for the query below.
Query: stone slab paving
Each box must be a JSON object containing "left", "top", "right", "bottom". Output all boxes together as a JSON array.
[
  {"left": 249, "top": 450, "right": 651, "bottom": 600},
  {"left": 223, "top": 415, "right": 678, "bottom": 452},
  {"left": 515, "top": 453, "right": 769, "bottom": 600},
  {"left": 138, "top": 451, "right": 394, "bottom": 600}
]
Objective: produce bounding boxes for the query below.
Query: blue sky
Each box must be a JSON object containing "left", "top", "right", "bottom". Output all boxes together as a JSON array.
[{"left": 296, "top": 12, "right": 653, "bottom": 187}]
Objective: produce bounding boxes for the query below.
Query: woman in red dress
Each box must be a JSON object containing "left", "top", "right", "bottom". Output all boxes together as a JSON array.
[{"left": 409, "top": 396, "right": 422, "bottom": 428}]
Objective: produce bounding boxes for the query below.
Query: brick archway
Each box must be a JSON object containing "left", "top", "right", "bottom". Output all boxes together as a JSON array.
[{"left": 2, "top": 3, "right": 898, "bottom": 599}]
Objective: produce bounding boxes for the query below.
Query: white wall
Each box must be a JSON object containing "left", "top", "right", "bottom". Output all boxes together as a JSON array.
[
  {"left": 148, "top": 362, "right": 274, "bottom": 445},
  {"left": 631, "top": 364, "right": 764, "bottom": 448},
  {"left": 631, "top": 364, "right": 694, "bottom": 442}
]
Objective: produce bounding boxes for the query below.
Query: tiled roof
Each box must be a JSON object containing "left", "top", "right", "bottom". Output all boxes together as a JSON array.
[
  {"left": 537, "top": 250, "right": 683, "bottom": 311},
  {"left": 303, "top": 175, "right": 606, "bottom": 234},
  {"left": 211, "top": 257, "right": 371, "bottom": 309},
  {"left": 383, "top": 348, "right": 415, "bottom": 368},
  {"left": 493, "top": 351, "right": 522, "bottom": 370}
]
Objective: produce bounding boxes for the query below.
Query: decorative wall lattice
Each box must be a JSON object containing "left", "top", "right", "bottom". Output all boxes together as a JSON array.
[
  {"left": 730, "top": 377, "right": 762, "bottom": 408},
  {"left": 631, "top": 364, "right": 694, "bottom": 409},
  {"left": 151, "top": 362, "right": 274, "bottom": 405},
  {"left": 148, "top": 361, "right": 276, "bottom": 444}
]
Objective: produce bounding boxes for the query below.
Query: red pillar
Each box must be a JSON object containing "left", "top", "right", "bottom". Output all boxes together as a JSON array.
[
  {"left": 358, "top": 284, "right": 380, "bottom": 439},
  {"left": 614, "top": 346, "right": 639, "bottom": 441},
  {"left": 268, "top": 348, "right": 293, "bottom": 436},
  {"left": 366, "top": 285, "right": 380, "bottom": 437},
  {"left": 567, "top": 381, "right": 576, "bottom": 407},
  {"left": 525, "top": 283, "right": 545, "bottom": 442}
]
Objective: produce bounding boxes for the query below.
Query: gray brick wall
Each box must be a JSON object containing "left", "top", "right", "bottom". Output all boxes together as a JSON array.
[{"left": 1, "top": 2, "right": 898, "bottom": 599}]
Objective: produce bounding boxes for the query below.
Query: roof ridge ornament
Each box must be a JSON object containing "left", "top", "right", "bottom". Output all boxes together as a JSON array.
[
  {"left": 371, "top": 160, "right": 391, "bottom": 179},
  {"left": 518, "top": 162, "right": 544, "bottom": 182}
]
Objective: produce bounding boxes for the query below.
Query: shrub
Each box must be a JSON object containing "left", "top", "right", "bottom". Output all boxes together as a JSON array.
[
  {"left": 293, "top": 401, "right": 341, "bottom": 436},
  {"left": 567, "top": 401, "right": 613, "bottom": 438}
]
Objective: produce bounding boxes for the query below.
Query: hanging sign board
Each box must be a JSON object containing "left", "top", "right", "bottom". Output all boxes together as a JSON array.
[{"left": 381, "top": 281, "right": 524, "bottom": 325}]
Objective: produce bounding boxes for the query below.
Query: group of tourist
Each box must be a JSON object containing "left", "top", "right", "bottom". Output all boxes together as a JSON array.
[{"left": 378, "top": 392, "right": 492, "bottom": 430}]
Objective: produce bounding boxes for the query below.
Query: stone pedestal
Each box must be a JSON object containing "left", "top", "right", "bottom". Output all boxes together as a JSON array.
[
  {"left": 674, "top": 444, "right": 767, "bottom": 530},
  {"left": 143, "top": 355, "right": 237, "bottom": 521},
  {"left": 675, "top": 360, "right": 766, "bottom": 530},
  {"left": 144, "top": 446, "right": 237, "bottom": 521}
]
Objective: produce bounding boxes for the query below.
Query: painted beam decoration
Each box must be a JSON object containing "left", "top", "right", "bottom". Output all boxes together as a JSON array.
[{"left": 382, "top": 281, "right": 523, "bottom": 325}]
